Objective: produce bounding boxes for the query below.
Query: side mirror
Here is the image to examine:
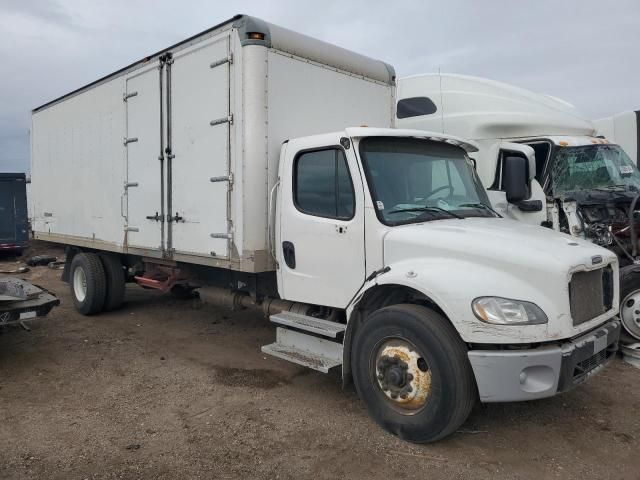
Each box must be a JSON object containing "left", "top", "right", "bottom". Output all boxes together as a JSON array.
[{"left": 503, "top": 156, "right": 528, "bottom": 203}]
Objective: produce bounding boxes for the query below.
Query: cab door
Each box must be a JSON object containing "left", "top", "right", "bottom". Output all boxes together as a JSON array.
[{"left": 277, "top": 136, "right": 366, "bottom": 308}]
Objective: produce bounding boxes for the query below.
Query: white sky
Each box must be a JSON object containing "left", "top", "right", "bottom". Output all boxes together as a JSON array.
[{"left": 1, "top": 0, "right": 639, "bottom": 172}]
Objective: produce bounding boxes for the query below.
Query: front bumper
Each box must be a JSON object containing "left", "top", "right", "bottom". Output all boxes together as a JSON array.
[{"left": 468, "top": 319, "right": 620, "bottom": 402}]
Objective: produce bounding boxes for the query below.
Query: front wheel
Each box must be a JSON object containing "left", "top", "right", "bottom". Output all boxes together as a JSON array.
[
  {"left": 620, "top": 266, "right": 640, "bottom": 340},
  {"left": 352, "top": 304, "right": 476, "bottom": 443}
]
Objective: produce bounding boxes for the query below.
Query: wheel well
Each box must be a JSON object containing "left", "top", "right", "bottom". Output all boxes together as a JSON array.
[{"left": 342, "top": 284, "right": 451, "bottom": 386}]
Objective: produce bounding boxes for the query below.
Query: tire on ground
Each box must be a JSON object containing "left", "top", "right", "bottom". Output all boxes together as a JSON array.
[
  {"left": 99, "top": 253, "right": 126, "bottom": 311},
  {"left": 69, "top": 252, "right": 107, "bottom": 315},
  {"left": 619, "top": 265, "right": 640, "bottom": 340},
  {"left": 351, "top": 304, "right": 476, "bottom": 443}
]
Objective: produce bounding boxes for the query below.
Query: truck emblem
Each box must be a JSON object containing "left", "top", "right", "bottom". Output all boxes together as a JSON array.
[{"left": 592, "top": 255, "right": 603, "bottom": 265}]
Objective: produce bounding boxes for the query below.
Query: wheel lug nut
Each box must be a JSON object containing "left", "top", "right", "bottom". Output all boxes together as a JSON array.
[
  {"left": 407, "top": 374, "right": 413, "bottom": 381},
  {"left": 400, "top": 393, "right": 408, "bottom": 399},
  {"left": 390, "top": 393, "right": 398, "bottom": 399}
]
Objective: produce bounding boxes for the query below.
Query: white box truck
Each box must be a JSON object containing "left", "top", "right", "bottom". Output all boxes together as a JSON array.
[
  {"left": 594, "top": 110, "right": 640, "bottom": 166},
  {"left": 398, "top": 73, "right": 640, "bottom": 341},
  {"left": 32, "top": 16, "right": 621, "bottom": 443}
]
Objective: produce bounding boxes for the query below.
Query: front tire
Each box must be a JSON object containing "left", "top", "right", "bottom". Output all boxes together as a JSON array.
[
  {"left": 620, "top": 266, "right": 640, "bottom": 340},
  {"left": 70, "top": 253, "right": 107, "bottom": 315},
  {"left": 352, "top": 304, "right": 476, "bottom": 443}
]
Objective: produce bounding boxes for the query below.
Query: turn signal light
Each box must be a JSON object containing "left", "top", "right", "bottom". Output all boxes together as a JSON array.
[{"left": 248, "top": 32, "right": 265, "bottom": 40}]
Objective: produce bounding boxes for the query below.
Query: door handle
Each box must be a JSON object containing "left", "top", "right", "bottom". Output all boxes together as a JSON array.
[{"left": 282, "top": 241, "right": 296, "bottom": 269}]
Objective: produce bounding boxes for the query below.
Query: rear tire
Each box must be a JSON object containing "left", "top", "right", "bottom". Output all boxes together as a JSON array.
[
  {"left": 70, "top": 253, "right": 107, "bottom": 315},
  {"left": 352, "top": 304, "right": 476, "bottom": 443},
  {"left": 99, "top": 253, "right": 126, "bottom": 311}
]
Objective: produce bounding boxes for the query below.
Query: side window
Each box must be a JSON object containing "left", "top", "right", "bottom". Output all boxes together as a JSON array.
[
  {"left": 294, "top": 149, "right": 355, "bottom": 220},
  {"left": 397, "top": 97, "right": 438, "bottom": 119},
  {"left": 527, "top": 142, "right": 552, "bottom": 181}
]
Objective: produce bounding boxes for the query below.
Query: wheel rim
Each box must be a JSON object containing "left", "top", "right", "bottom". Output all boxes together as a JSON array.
[
  {"left": 73, "top": 267, "right": 88, "bottom": 303},
  {"left": 371, "top": 338, "right": 432, "bottom": 414},
  {"left": 621, "top": 289, "right": 640, "bottom": 340}
]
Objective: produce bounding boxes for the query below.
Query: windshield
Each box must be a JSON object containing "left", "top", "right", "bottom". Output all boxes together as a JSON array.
[
  {"left": 551, "top": 144, "right": 640, "bottom": 195},
  {"left": 359, "top": 137, "right": 494, "bottom": 226}
]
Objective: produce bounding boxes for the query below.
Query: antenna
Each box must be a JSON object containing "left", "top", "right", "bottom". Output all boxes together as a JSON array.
[{"left": 438, "top": 68, "right": 444, "bottom": 134}]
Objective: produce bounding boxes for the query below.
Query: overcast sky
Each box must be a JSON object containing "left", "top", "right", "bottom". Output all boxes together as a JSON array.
[{"left": 1, "top": 0, "right": 639, "bottom": 173}]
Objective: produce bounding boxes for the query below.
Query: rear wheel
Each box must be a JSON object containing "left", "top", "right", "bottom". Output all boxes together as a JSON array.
[
  {"left": 620, "top": 266, "right": 640, "bottom": 340},
  {"left": 352, "top": 304, "right": 476, "bottom": 443},
  {"left": 70, "top": 253, "right": 107, "bottom": 315},
  {"left": 99, "top": 253, "right": 126, "bottom": 311}
]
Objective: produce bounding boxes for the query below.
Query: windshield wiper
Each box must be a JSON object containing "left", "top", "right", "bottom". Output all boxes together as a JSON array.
[
  {"left": 593, "top": 184, "right": 627, "bottom": 191},
  {"left": 388, "top": 206, "right": 464, "bottom": 219},
  {"left": 458, "top": 203, "right": 502, "bottom": 218}
]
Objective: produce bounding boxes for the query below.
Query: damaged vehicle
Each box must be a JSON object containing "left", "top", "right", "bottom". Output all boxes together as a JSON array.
[
  {"left": 0, "top": 277, "right": 59, "bottom": 327},
  {"left": 550, "top": 141, "right": 640, "bottom": 339},
  {"left": 397, "top": 73, "right": 640, "bottom": 341}
]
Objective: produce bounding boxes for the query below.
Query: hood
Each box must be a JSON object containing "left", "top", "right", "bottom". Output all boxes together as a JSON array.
[{"left": 383, "top": 217, "right": 616, "bottom": 275}]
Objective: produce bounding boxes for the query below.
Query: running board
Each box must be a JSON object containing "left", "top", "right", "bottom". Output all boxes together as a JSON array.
[
  {"left": 261, "top": 327, "right": 342, "bottom": 373},
  {"left": 269, "top": 311, "right": 346, "bottom": 338}
]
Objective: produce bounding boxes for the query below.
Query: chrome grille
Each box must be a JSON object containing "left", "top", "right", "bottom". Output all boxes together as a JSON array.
[{"left": 569, "top": 268, "right": 613, "bottom": 326}]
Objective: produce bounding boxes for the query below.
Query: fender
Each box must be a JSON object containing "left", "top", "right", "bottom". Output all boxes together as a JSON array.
[{"left": 344, "top": 256, "right": 586, "bottom": 350}]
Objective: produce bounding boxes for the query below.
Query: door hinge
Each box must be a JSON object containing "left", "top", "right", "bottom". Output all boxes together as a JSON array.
[
  {"left": 210, "top": 173, "right": 233, "bottom": 186},
  {"left": 210, "top": 52, "right": 233, "bottom": 69},
  {"left": 123, "top": 91, "right": 138, "bottom": 102},
  {"left": 125, "top": 182, "right": 139, "bottom": 188},
  {"left": 124, "top": 226, "right": 139, "bottom": 232},
  {"left": 210, "top": 114, "right": 233, "bottom": 127},
  {"left": 124, "top": 137, "right": 139, "bottom": 145},
  {"left": 146, "top": 212, "right": 162, "bottom": 222}
]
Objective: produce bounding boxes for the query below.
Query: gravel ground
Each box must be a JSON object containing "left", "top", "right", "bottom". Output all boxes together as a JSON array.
[{"left": 0, "top": 241, "right": 638, "bottom": 479}]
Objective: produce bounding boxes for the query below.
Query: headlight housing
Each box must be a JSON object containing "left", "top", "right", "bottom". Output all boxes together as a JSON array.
[{"left": 472, "top": 297, "right": 548, "bottom": 325}]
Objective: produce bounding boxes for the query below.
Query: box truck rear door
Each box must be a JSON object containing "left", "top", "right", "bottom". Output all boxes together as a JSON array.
[
  {"left": 125, "top": 63, "right": 164, "bottom": 251},
  {"left": 169, "top": 34, "right": 232, "bottom": 259}
]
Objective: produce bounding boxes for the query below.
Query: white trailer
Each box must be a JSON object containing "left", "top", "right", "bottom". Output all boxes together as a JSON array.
[
  {"left": 32, "top": 17, "right": 621, "bottom": 443},
  {"left": 32, "top": 15, "right": 394, "bottom": 272},
  {"left": 594, "top": 111, "right": 640, "bottom": 166}
]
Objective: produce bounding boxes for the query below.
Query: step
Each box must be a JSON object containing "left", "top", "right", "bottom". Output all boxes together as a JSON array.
[
  {"left": 269, "top": 311, "right": 346, "bottom": 338},
  {"left": 261, "top": 327, "right": 342, "bottom": 373}
]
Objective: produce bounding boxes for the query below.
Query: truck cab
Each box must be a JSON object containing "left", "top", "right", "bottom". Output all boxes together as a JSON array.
[
  {"left": 397, "top": 73, "right": 640, "bottom": 341},
  {"left": 269, "top": 127, "right": 620, "bottom": 441}
]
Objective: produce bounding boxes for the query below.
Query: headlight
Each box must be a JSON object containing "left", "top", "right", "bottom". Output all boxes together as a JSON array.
[{"left": 472, "top": 297, "right": 548, "bottom": 325}]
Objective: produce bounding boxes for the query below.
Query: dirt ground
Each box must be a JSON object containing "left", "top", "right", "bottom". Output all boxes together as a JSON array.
[{"left": 0, "top": 241, "right": 638, "bottom": 480}]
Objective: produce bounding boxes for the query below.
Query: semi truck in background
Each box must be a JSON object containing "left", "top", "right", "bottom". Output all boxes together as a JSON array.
[
  {"left": 397, "top": 73, "right": 640, "bottom": 342},
  {"left": 594, "top": 111, "right": 640, "bottom": 166},
  {"left": 30, "top": 16, "right": 621, "bottom": 443}
]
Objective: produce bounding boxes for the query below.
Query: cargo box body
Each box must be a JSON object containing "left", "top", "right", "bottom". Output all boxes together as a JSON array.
[
  {"left": 31, "top": 15, "right": 395, "bottom": 272},
  {"left": 0, "top": 173, "right": 28, "bottom": 251}
]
